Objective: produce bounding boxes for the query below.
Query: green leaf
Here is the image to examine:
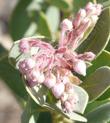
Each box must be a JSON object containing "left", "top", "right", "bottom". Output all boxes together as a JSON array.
[
  {"left": 86, "top": 50, "right": 110, "bottom": 100},
  {"left": 106, "top": 40, "right": 110, "bottom": 51},
  {"left": 9, "top": 0, "right": 31, "bottom": 40},
  {"left": 0, "top": 56, "right": 27, "bottom": 101},
  {"left": 81, "top": 66, "right": 110, "bottom": 102},
  {"left": 47, "top": 0, "right": 71, "bottom": 11},
  {"left": 77, "top": 8, "right": 110, "bottom": 56},
  {"left": 37, "top": 12, "right": 52, "bottom": 38},
  {"left": 87, "top": 50, "right": 110, "bottom": 75},
  {"left": 46, "top": 6, "right": 60, "bottom": 34},
  {"left": 0, "top": 44, "right": 7, "bottom": 54},
  {"left": 37, "top": 112, "right": 52, "bottom": 123},
  {"left": 21, "top": 97, "right": 40, "bottom": 123},
  {"left": 98, "top": 88, "right": 110, "bottom": 100},
  {"left": 85, "top": 100, "right": 109, "bottom": 114},
  {"left": 86, "top": 103, "right": 110, "bottom": 123}
]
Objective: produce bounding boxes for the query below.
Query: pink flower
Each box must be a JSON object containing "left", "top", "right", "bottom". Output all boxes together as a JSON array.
[
  {"left": 73, "top": 60, "right": 86, "bottom": 76},
  {"left": 64, "top": 101, "right": 72, "bottom": 112},
  {"left": 73, "top": 9, "right": 86, "bottom": 29},
  {"left": 52, "top": 82, "right": 65, "bottom": 99},
  {"left": 78, "top": 52, "right": 96, "bottom": 61},
  {"left": 44, "top": 74, "right": 56, "bottom": 89},
  {"left": 17, "top": 2, "right": 102, "bottom": 113},
  {"left": 59, "top": 2, "right": 102, "bottom": 50},
  {"left": 19, "top": 39, "right": 30, "bottom": 53},
  {"left": 26, "top": 70, "right": 45, "bottom": 84}
]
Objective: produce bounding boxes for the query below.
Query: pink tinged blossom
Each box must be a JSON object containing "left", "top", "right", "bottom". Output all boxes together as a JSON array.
[
  {"left": 52, "top": 83, "right": 65, "bottom": 99},
  {"left": 91, "top": 15, "right": 98, "bottom": 24},
  {"left": 18, "top": 60, "right": 28, "bottom": 74},
  {"left": 61, "top": 19, "right": 73, "bottom": 31},
  {"left": 26, "top": 70, "right": 45, "bottom": 84},
  {"left": 95, "top": 4, "right": 103, "bottom": 15},
  {"left": 76, "top": 18, "right": 90, "bottom": 36},
  {"left": 61, "top": 93, "right": 68, "bottom": 102},
  {"left": 85, "top": 2, "right": 102, "bottom": 16},
  {"left": 73, "top": 9, "right": 86, "bottom": 29},
  {"left": 65, "top": 83, "right": 75, "bottom": 94},
  {"left": 62, "top": 76, "right": 70, "bottom": 85},
  {"left": 44, "top": 74, "right": 56, "bottom": 89},
  {"left": 64, "top": 101, "right": 73, "bottom": 112},
  {"left": 67, "top": 94, "right": 79, "bottom": 105},
  {"left": 26, "top": 80, "right": 37, "bottom": 87},
  {"left": 73, "top": 60, "right": 86, "bottom": 76},
  {"left": 78, "top": 52, "right": 96, "bottom": 61},
  {"left": 85, "top": 2, "right": 97, "bottom": 15},
  {"left": 19, "top": 39, "right": 30, "bottom": 53},
  {"left": 59, "top": 19, "right": 73, "bottom": 47},
  {"left": 18, "top": 58, "right": 36, "bottom": 74},
  {"left": 24, "top": 58, "right": 36, "bottom": 69}
]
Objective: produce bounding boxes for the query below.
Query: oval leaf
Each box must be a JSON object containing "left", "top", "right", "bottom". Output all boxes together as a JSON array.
[
  {"left": 47, "top": 0, "right": 71, "bottom": 11},
  {"left": 86, "top": 103, "right": 110, "bottom": 123},
  {"left": 9, "top": 0, "right": 31, "bottom": 40},
  {"left": 81, "top": 66, "right": 110, "bottom": 102},
  {"left": 46, "top": 6, "right": 60, "bottom": 34},
  {"left": 37, "top": 12, "right": 52, "bottom": 38}
]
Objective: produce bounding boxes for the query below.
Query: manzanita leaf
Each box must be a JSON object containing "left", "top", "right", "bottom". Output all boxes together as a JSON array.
[
  {"left": 9, "top": 0, "right": 32, "bottom": 40},
  {"left": 86, "top": 103, "right": 110, "bottom": 123},
  {"left": 77, "top": 7, "right": 110, "bottom": 56},
  {"left": 87, "top": 50, "right": 110, "bottom": 76},
  {"left": 46, "top": 6, "right": 60, "bottom": 34},
  {"left": 85, "top": 99, "right": 109, "bottom": 114},
  {"left": 37, "top": 112, "right": 52, "bottom": 123},
  {"left": 98, "top": 88, "right": 110, "bottom": 100},
  {"left": 85, "top": 50, "right": 110, "bottom": 100},
  {"left": 47, "top": 0, "right": 71, "bottom": 11},
  {"left": 37, "top": 12, "right": 52, "bottom": 38},
  {"left": 0, "top": 56, "right": 27, "bottom": 102},
  {"left": 81, "top": 66, "right": 110, "bottom": 102},
  {"left": 21, "top": 97, "right": 42, "bottom": 123}
]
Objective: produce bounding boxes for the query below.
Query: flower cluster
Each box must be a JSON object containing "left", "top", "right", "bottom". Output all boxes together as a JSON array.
[
  {"left": 59, "top": 2, "right": 102, "bottom": 49},
  {"left": 18, "top": 2, "right": 102, "bottom": 113}
]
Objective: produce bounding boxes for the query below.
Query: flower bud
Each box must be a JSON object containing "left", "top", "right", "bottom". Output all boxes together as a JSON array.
[
  {"left": 19, "top": 39, "right": 30, "bottom": 53},
  {"left": 25, "top": 58, "right": 36, "bottom": 69},
  {"left": 26, "top": 70, "right": 45, "bottom": 84},
  {"left": 73, "top": 9, "right": 86, "bottom": 29},
  {"left": 95, "top": 4, "right": 103, "bottom": 15},
  {"left": 91, "top": 15, "right": 98, "bottom": 24},
  {"left": 65, "top": 83, "right": 74, "bottom": 94},
  {"left": 68, "top": 94, "right": 79, "bottom": 105},
  {"left": 64, "top": 101, "right": 72, "bottom": 112},
  {"left": 85, "top": 2, "right": 94, "bottom": 11},
  {"left": 61, "top": 19, "right": 73, "bottom": 31},
  {"left": 44, "top": 74, "right": 56, "bottom": 88},
  {"left": 18, "top": 60, "right": 27, "bottom": 74},
  {"left": 61, "top": 93, "right": 68, "bottom": 102},
  {"left": 73, "top": 60, "right": 86, "bottom": 76},
  {"left": 78, "top": 52, "right": 95, "bottom": 61},
  {"left": 26, "top": 70, "right": 40, "bottom": 82},
  {"left": 52, "top": 83, "right": 65, "bottom": 99}
]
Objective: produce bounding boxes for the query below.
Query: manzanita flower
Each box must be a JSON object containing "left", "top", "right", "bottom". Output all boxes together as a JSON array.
[
  {"left": 17, "top": 2, "right": 103, "bottom": 113},
  {"left": 59, "top": 2, "right": 102, "bottom": 49}
]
